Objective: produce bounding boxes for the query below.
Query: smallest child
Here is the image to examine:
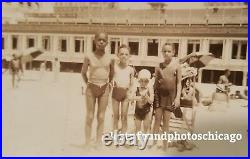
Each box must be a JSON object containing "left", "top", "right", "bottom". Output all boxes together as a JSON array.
[{"left": 129, "top": 69, "right": 154, "bottom": 133}]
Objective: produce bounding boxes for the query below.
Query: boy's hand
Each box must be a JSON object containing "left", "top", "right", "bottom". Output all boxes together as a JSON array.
[
  {"left": 108, "top": 82, "right": 113, "bottom": 92},
  {"left": 174, "top": 98, "right": 180, "bottom": 108},
  {"left": 141, "top": 95, "right": 147, "bottom": 101},
  {"left": 193, "top": 52, "right": 212, "bottom": 57},
  {"left": 143, "top": 95, "right": 150, "bottom": 102}
]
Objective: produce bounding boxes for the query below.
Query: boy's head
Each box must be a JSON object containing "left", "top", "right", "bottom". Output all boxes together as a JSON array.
[
  {"left": 224, "top": 69, "right": 230, "bottom": 76},
  {"left": 162, "top": 44, "right": 175, "bottom": 62},
  {"left": 138, "top": 69, "right": 151, "bottom": 88},
  {"left": 94, "top": 32, "right": 108, "bottom": 52},
  {"left": 117, "top": 44, "right": 130, "bottom": 64}
]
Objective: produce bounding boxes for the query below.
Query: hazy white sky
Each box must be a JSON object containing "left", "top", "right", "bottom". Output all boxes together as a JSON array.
[
  {"left": 39, "top": 2, "right": 206, "bottom": 12},
  {"left": 119, "top": 2, "right": 205, "bottom": 9}
]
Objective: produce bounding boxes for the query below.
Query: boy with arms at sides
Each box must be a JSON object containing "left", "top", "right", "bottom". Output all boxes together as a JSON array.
[
  {"left": 81, "top": 32, "right": 115, "bottom": 148},
  {"left": 153, "top": 44, "right": 182, "bottom": 151},
  {"left": 112, "top": 44, "right": 134, "bottom": 134}
]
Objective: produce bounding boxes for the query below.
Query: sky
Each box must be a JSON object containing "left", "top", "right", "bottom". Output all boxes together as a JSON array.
[
  {"left": 119, "top": 2, "right": 205, "bottom": 10},
  {"left": 39, "top": 2, "right": 207, "bottom": 13}
]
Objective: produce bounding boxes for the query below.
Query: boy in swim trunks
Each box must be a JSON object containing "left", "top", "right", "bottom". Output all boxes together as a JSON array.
[
  {"left": 81, "top": 32, "right": 115, "bottom": 146},
  {"left": 153, "top": 43, "right": 182, "bottom": 151},
  {"left": 112, "top": 44, "right": 134, "bottom": 133}
]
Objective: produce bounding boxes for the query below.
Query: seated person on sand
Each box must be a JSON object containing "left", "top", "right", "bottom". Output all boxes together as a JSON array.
[
  {"left": 209, "top": 70, "right": 232, "bottom": 109},
  {"left": 217, "top": 69, "right": 232, "bottom": 93}
]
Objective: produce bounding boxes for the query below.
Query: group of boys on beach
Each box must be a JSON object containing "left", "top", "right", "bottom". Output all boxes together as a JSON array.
[{"left": 81, "top": 32, "right": 201, "bottom": 151}]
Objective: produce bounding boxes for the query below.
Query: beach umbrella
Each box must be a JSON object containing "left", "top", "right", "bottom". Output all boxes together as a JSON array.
[
  {"left": 189, "top": 52, "right": 215, "bottom": 68},
  {"left": 20, "top": 47, "right": 44, "bottom": 63}
]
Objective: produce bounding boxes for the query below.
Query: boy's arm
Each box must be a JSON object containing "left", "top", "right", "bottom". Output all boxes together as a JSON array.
[
  {"left": 81, "top": 56, "right": 89, "bottom": 84},
  {"left": 129, "top": 67, "right": 135, "bottom": 88},
  {"left": 153, "top": 67, "right": 160, "bottom": 90},
  {"left": 179, "top": 52, "right": 196, "bottom": 64},
  {"left": 175, "top": 65, "right": 182, "bottom": 107},
  {"left": 127, "top": 68, "right": 135, "bottom": 100},
  {"left": 153, "top": 67, "right": 161, "bottom": 107},
  {"left": 147, "top": 86, "right": 154, "bottom": 104},
  {"left": 109, "top": 58, "right": 115, "bottom": 83},
  {"left": 127, "top": 86, "right": 141, "bottom": 102}
]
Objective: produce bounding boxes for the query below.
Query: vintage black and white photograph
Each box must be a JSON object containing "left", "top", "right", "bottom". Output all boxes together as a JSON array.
[{"left": 2, "top": 2, "right": 248, "bottom": 156}]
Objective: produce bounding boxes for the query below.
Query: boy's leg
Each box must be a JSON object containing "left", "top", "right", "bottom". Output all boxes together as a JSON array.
[
  {"left": 134, "top": 118, "right": 142, "bottom": 133},
  {"left": 85, "top": 87, "right": 96, "bottom": 145},
  {"left": 121, "top": 100, "right": 129, "bottom": 133},
  {"left": 96, "top": 86, "right": 110, "bottom": 143},
  {"left": 143, "top": 111, "right": 152, "bottom": 134},
  {"left": 112, "top": 98, "right": 120, "bottom": 131},
  {"left": 153, "top": 108, "right": 163, "bottom": 134},
  {"left": 151, "top": 108, "right": 163, "bottom": 147},
  {"left": 162, "top": 110, "right": 172, "bottom": 150}
]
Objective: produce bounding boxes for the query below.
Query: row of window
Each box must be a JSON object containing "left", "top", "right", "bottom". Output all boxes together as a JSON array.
[
  {"left": 202, "top": 69, "right": 247, "bottom": 86},
  {"left": 2, "top": 35, "right": 247, "bottom": 60},
  {"left": 1, "top": 58, "right": 247, "bottom": 86}
]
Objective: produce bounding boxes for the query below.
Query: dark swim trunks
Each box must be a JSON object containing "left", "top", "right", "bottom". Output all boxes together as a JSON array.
[
  {"left": 112, "top": 87, "right": 128, "bottom": 102},
  {"left": 87, "top": 83, "right": 108, "bottom": 98},
  {"left": 135, "top": 103, "right": 151, "bottom": 121},
  {"left": 134, "top": 87, "right": 152, "bottom": 120},
  {"left": 153, "top": 62, "right": 177, "bottom": 112}
]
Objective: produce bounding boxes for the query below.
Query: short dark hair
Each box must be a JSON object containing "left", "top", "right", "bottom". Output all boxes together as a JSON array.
[
  {"left": 118, "top": 44, "right": 130, "bottom": 54},
  {"left": 224, "top": 69, "right": 230, "bottom": 74},
  {"left": 162, "top": 43, "right": 176, "bottom": 53},
  {"left": 94, "top": 32, "right": 108, "bottom": 40}
]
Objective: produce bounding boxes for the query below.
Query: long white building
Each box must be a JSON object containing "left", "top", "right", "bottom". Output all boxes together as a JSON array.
[{"left": 2, "top": 2, "right": 248, "bottom": 86}]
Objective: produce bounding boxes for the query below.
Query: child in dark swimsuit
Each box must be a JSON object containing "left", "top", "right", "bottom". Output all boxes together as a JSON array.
[
  {"left": 153, "top": 43, "right": 182, "bottom": 151},
  {"left": 130, "top": 69, "right": 154, "bottom": 133}
]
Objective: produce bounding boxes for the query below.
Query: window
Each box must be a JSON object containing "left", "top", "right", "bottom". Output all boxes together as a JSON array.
[
  {"left": 2, "top": 37, "right": 5, "bottom": 50},
  {"left": 209, "top": 40, "right": 223, "bottom": 59},
  {"left": 231, "top": 40, "right": 247, "bottom": 60},
  {"left": 59, "top": 39, "right": 67, "bottom": 52},
  {"left": 230, "top": 71, "right": 243, "bottom": 86},
  {"left": 27, "top": 37, "right": 35, "bottom": 48},
  {"left": 92, "top": 39, "right": 96, "bottom": 52},
  {"left": 110, "top": 38, "right": 120, "bottom": 54},
  {"left": 75, "top": 38, "right": 85, "bottom": 53},
  {"left": 202, "top": 70, "right": 224, "bottom": 84},
  {"left": 147, "top": 39, "right": 159, "bottom": 56},
  {"left": 187, "top": 40, "right": 200, "bottom": 54},
  {"left": 42, "top": 36, "right": 50, "bottom": 51},
  {"left": 128, "top": 39, "right": 139, "bottom": 55},
  {"left": 12, "top": 36, "right": 18, "bottom": 50},
  {"left": 165, "top": 39, "right": 179, "bottom": 57},
  {"left": 202, "top": 70, "right": 243, "bottom": 86}
]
